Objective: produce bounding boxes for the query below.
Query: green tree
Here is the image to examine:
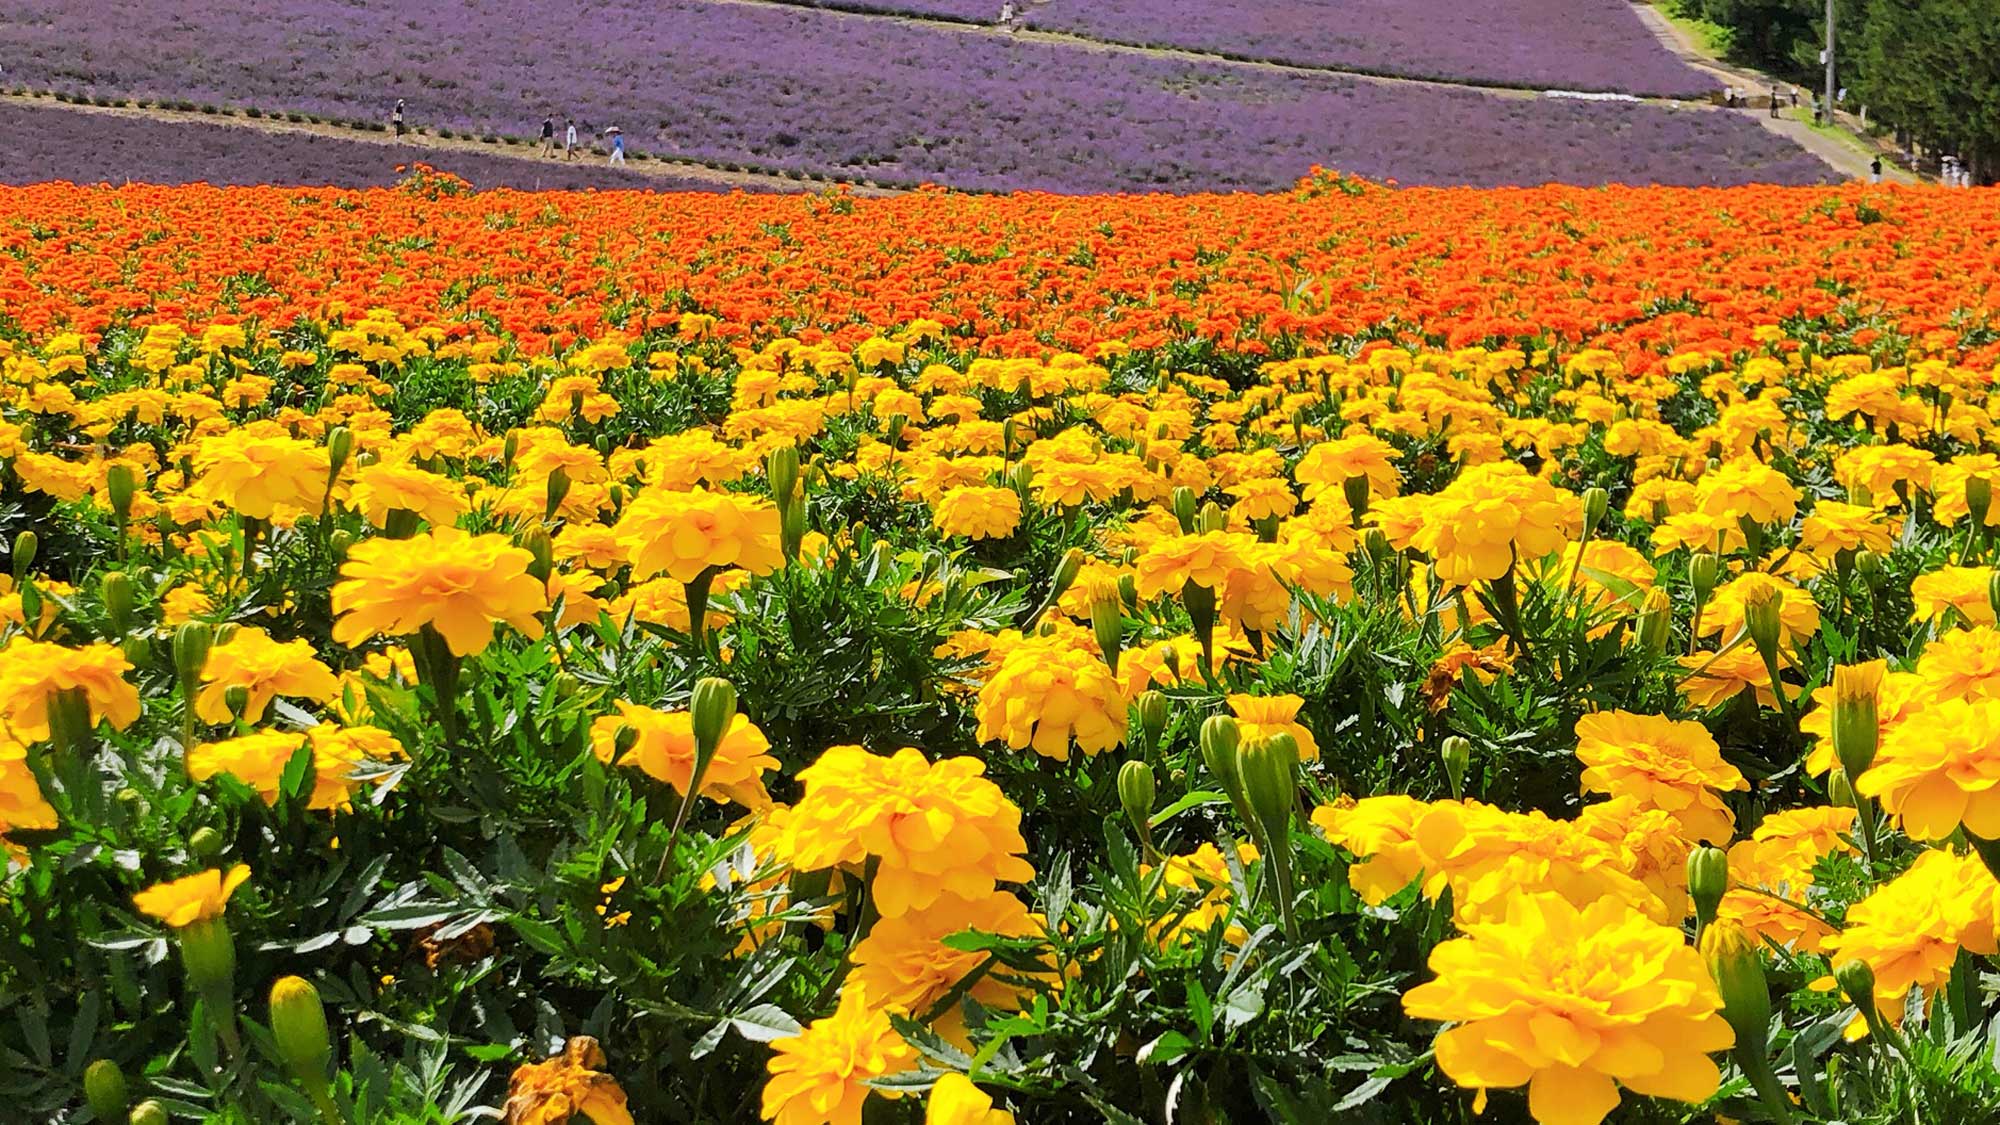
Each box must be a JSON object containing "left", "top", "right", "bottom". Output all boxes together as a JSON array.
[{"left": 1853, "top": 0, "right": 2000, "bottom": 182}]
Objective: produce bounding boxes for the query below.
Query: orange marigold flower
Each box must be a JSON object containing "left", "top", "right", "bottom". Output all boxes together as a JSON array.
[{"left": 503, "top": 1036, "right": 634, "bottom": 1125}]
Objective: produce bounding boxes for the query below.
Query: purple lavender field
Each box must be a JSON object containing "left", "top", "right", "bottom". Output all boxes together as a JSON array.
[
  {"left": 0, "top": 104, "right": 740, "bottom": 192},
  {"left": 2, "top": 0, "right": 1824, "bottom": 192},
  {"left": 772, "top": 0, "right": 1714, "bottom": 96}
]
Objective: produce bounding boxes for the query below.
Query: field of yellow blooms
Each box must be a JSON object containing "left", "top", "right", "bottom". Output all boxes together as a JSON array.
[{"left": 7, "top": 170, "right": 2000, "bottom": 1124}]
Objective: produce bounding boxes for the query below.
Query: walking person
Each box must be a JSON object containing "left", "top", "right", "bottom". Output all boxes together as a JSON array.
[
  {"left": 540, "top": 114, "right": 556, "bottom": 157},
  {"left": 606, "top": 126, "right": 625, "bottom": 165},
  {"left": 1870, "top": 156, "right": 1882, "bottom": 184},
  {"left": 1769, "top": 87, "right": 1781, "bottom": 119},
  {"left": 564, "top": 118, "right": 577, "bottom": 161},
  {"left": 392, "top": 98, "right": 406, "bottom": 137}
]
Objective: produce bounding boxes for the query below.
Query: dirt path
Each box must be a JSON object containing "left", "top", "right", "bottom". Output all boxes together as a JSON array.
[
  {"left": 0, "top": 91, "right": 901, "bottom": 195},
  {"left": 1628, "top": 1, "right": 1921, "bottom": 183}
]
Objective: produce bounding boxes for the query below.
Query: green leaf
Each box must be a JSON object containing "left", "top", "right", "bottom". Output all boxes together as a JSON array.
[
  {"left": 1137, "top": 1029, "right": 1193, "bottom": 1065},
  {"left": 1148, "top": 790, "right": 1229, "bottom": 827},
  {"left": 729, "top": 1003, "right": 803, "bottom": 1044}
]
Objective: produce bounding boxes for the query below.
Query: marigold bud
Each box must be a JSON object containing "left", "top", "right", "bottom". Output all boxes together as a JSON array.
[
  {"left": 324, "top": 426, "right": 355, "bottom": 478},
  {"left": 1741, "top": 582, "right": 1783, "bottom": 664},
  {"left": 1688, "top": 552, "right": 1720, "bottom": 601},
  {"left": 1830, "top": 661, "right": 1882, "bottom": 781},
  {"left": 1136, "top": 691, "right": 1169, "bottom": 745},
  {"left": 269, "top": 975, "right": 332, "bottom": 1084},
  {"left": 1088, "top": 578, "right": 1123, "bottom": 668},
  {"left": 1363, "top": 528, "right": 1392, "bottom": 565},
  {"left": 189, "top": 826, "right": 225, "bottom": 862},
  {"left": 1196, "top": 501, "right": 1227, "bottom": 535},
  {"left": 329, "top": 529, "right": 354, "bottom": 558},
  {"left": 12, "top": 531, "right": 37, "bottom": 582},
  {"left": 1580, "top": 486, "right": 1609, "bottom": 535},
  {"left": 1854, "top": 548, "right": 1881, "bottom": 585},
  {"left": 1968, "top": 475, "right": 1993, "bottom": 530},
  {"left": 173, "top": 622, "right": 214, "bottom": 686},
  {"left": 223, "top": 685, "right": 252, "bottom": 722},
  {"left": 519, "top": 526, "right": 554, "bottom": 583},
  {"left": 1342, "top": 474, "right": 1371, "bottom": 519},
  {"left": 1238, "top": 732, "right": 1299, "bottom": 849},
  {"left": 1199, "top": 715, "right": 1244, "bottom": 806},
  {"left": 1117, "top": 760, "right": 1155, "bottom": 839},
  {"left": 543, "top": 466, "right": 573, "bottom": 519},
  {"left": 130, "top": 1099, "right": 170, "bottom": 1125},
  {"left": 1439, "top": 735, "right": 1470, "bottom": 800},
  {"left": 1699, "top": 920, "right": 1771, "bottom": 1058},
  {"left": 177, "top": 914, "right": 237, "bottom": 1011},
  {"left": 767, "top": 444, "right": 800, "bottom": 505},
  {"left": 102, "top": 571, "right": 135, "bottom": 636},
  {"left": 1635, "top": 587, "right": 1672, "bottom": 652},
  {"left": 1834, "top": 958, "right": 1877, "bottom": 1013},
  {"left": 106, "top": 463, "right": 138, "bottom": 521},
  {"left": 1687, "top": 845, "right": 1728, "bottom": 932},
  {"left": 19, "top": 581, "right": 42, "bottom": 632},
  {"left": 1170, "top": 486, "right": 1197, "bottom": 532},
  {"left": 83, "top": 1059, "right": 128, "bottom": 1122},
  {"left": 1828, "top": 768, "right": 1856, "bottom": 807},
  {"left": 690, "top": 677, "right": 738, "bottom": 762}
]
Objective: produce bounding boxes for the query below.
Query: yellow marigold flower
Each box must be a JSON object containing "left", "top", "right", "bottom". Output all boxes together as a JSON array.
[
  {"left": 349, "top": 462, "right": 469, "bottom": 530},
  {"left": 932, "top": 485, "right": 1022, "bottom": 540},
  {"left": 1294, "top": 434, "right": 1401, "bottom": 502},
  {"left": 1575, "top": 796, "right": 1695, "bottom": 920},
  {"left": 1699, "top": 572, "right": 1817, "bottom": 645},
  {"left": 1798, "top": 500, "right": 1897, "bottom": 558},
  {"left": 1693, "top": 458, "right": 1800, "bottom": 525},
  {"left": 1113, "top": 635, "right": 1208, "bottom": 700},
  {"left": 1834, "top": 443, "right": 1935, "bottom": 506},
  {"left": 186, "top": 726, "right": 391, "bottom": 810},
  {"left": 1224, "top": 476, "right": 1297, "bottom": 521},
  {"left": 331, "top": 527, "right": 547, "bottom": 656},
  {"left": 0, "top": 733, "right": 58, "bottom": 837},
  {"left": 774, "top": 745, "right": 1035, "bottom": 917},
  {"left": 1228, "top": 693, "right": 1319, "bottom": 761},
  {"left": 974, "top": 639, "right": 1127, "bottom": 761},
  {"left": 847, "top": 889, "right": 1043, "bottom": 1029},
  {"left": 1856, "top": 697, "right": 2000, "bottom": 840},
  {"left": 589, "top": 701, "right": 776, "bottom": 809},
  {"left": 1678, "top": 645, "right": 1789, "bottom": 710},
  {"left": 1404, "top": 462, "right": 1578, "bottom": 586},
  {"left": 1402, "top": 891, "right": 1733, "bottom": 1125},
  {"left": 1914, "top": 626, "right": 2000, "bottom": 703},
  {"left": 1910, "top": 566, "right": 1998, "bottom": 626},
  {"left": 1143, "top": 840, "right": 1260, "bottom": 947},
  {"left": 132, "top": 864, "right": 251, "bottom": 928},
  {"left": 1132, "top": 530, "right": 1252, "bottom": 598},
  {"left": 1649, "top": 509, "right": 1746, "bottom": 555},
  {"left": 502, "top": 1036, "right": 634, "bottom": 1125},
  {"left": 1573, "top": 711, "right": 1745, "bottom": 845},
  {"left": 611, "top": 486, "right": 784, "bottom": 583},
  {"left": 1932, "top": 454, "right": 2000, "bottom": 528},
  {"left": 190, "top": 427, "right": 331, "bottom": 519},
  {"left": 925, "top": 1073, "right": 1014, "bottom": 1125},
  {"left": 1819, "top": 849, "right": 2000, "bottom": 1037},
  {"left": 0, "top": 637, "right": 141, "bottom": 741},
  {"left": 1312, "top": 795, "right": 1431, "bottom": 905},
  {"left": 762, "top": 987, "right": 915, "bottom": 1125},
  {"left": 194, "top": 626, "right": 340, "bottom": 724}
]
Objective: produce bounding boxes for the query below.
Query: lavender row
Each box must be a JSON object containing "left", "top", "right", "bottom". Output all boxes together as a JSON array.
[
  {"left": 0, "top": 103, "right": 743, "bottom": 192},
  {"left": 2, "top": 0, "right": 1827, "bottom": 191},
  {"left": 765, "top": 0, "right": 1715, "bottom": 97}
]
